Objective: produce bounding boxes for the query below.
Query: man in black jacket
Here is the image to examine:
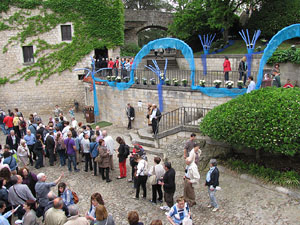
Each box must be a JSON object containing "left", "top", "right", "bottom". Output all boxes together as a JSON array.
[
  {"left": 205, "top": 159, "right": 220, "bottom": 212},
  {"left": 6, "top": 130, "right": 20, "bottom": 151},
  {"left": 45, "top": 130, "right": 55, "bottom": 166},
  {"left": 150, "top": 104, "right": 161, "bottom": 135},
  {"left": 159, "top": 162, "right": 176, "bottom": 211},
  {"left": 126, "top": 103, "right": 135, "bottom": 130}
]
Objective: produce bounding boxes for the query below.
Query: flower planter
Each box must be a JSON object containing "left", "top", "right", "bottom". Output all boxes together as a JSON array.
[
  {"left": 227, "top": 86, "right": 232, "bottom": 89},
  {"left": 183, "top": 83, "right": 187, "bottom": 87},
  {"left": 215, "top": 84, "right": 220, "bottom": 88},
  {"left": 238, "top": 86, "right": 243, "bottom": 89},
  {"left": 200, "top": 85, "right": 205, "bottom": 88},
  {"left": 143, "top": 82, "right": 147, "bottom": 85}
]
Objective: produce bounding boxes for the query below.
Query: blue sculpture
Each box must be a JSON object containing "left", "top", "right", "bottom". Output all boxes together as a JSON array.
[
  {"left": 256, "top": 24, "right": 300, "bottom": 89},
  {"left": 145, "top": 59, "right": 168, "bottom": 112},
  {"left": 198, "top": 34, "right": 216, "bottom": 75},
  {"left": 239, "top": 29, "right": 261, "bottom": 77}
]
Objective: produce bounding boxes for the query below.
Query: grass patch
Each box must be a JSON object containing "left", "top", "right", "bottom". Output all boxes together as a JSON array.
[
  {"left": 223, "top": 158, "right": 300, "bottom": 187},
  {"left": 91, "top": 121, "right": 112, "bottom": 129}
]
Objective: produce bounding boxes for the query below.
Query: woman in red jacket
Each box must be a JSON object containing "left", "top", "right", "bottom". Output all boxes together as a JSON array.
[{"left": 223, "top": 56, "right": 231, "bottom": 81}]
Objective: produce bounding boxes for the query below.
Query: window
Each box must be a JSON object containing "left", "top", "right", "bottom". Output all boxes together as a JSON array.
[
  {"left": 61, "top": 25, "right": 72, "bottom": 41},
  {"left": 22, "top": 46, "right": 34, "bottom": 63}
]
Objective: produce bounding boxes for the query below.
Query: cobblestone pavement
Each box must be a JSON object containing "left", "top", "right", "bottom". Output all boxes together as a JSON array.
[{"left": 1, "top": 115, "right": 299, "bottom": 224}]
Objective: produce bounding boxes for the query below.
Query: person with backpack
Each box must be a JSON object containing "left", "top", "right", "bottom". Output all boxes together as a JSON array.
[
  {"left": 133, "top": 154, "right": 148, "bottom": 200},
  {"left": 55, "top": 132, "right": 66, "bottom": 167},
  {"left": 116, "top": 137, "right": 129, "bottom": 179},
  {"left": 58, "top": 182, "right": 74, "bottom": 207},
  {"left": 19, "top": 117, "right": 27, "bottom": 138}
]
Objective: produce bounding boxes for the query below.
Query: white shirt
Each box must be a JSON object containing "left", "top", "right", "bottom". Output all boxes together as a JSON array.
[
  {"left": 150, "top": 108, "right": 157, "bottom": 121},
  {"left": 104, "top": 136, "right": 114, "bottom": 155},
  {"left": 136, "top": 160, "right": 147, "bottom": 176},
  {"left": 81, "top": 138, "right": 90, "bottom": 153},
  {"left": 71, "top": 120, "right": 78, "bottom": 129},
  {"left": 247, "top": 81, "right": 256, "bottom": 93},
  {"left": 62, "top": 125, "right": 70, "bottom": 138}
]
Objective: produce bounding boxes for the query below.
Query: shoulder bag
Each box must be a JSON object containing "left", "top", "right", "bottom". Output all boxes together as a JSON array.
[{"left": 147, "top": 165, "right": 157, "bottom": 185}]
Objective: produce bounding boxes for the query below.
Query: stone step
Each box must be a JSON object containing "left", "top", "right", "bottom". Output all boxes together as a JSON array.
[
  {"left": 129, "top": 132, "right": 156, "bottom": 148},
  {"left": 137, "top": 127, "right": 155, "bottom": 141},
  {"left": 142, "top": 146, "right": 165, "bottom": 159}
]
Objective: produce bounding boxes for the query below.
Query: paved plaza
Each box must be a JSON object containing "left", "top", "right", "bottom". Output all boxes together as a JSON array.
[{"left": 1, "top": 115, "right": 299, "bottom": 225}]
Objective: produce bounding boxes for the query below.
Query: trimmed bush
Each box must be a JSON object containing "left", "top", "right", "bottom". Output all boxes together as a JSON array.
[{"left": 200, "top": 87, "right": 300, "bottom": 156}]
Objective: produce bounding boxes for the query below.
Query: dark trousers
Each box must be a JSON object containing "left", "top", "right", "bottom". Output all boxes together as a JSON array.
[
  {"left": 93, "top": 158, "right": 100, "bottom": 176},
  {"left": 164, "top": 192, "right": 174, "bottom": 207},
  {"left": 67, "top": 154, "right": 77, "bottom": 171},
  {"left": 48, "top": 148, "right": 55, "bottom": 166},
  {"left": 84, "top": 153, "right": 93, "bottom": 171},
  {"left": 58, "top": 150, "right": 66, "bottom": 166},
  {"left": 128, "top": 117, "right": 132, "bottom": 129},
  {"left": 224, "top": 72, "right": 229, "bottom": 81},
  {"left": 152, "top": 119, "right": 158, "bottom": 134},
  {"left": 27, "top": 145, "right": 35, "bottom": 165},
  {"left": 239, "top": 72, "right": 247, "bottom": 85},
  {"left": 100, "top": 167, "right": 110, "bottom": 181},
  {"left": 35, "top": 150, "right": 44, "bottom": 169},
  {"left": 152, "top": 184, "right": 163, "bottom": 203},
  {"left": 14, "top": 204, "right": 26, "bottom": 219},
  {"left": 136, "top": 175, "right": 147, "bottom": 198}
]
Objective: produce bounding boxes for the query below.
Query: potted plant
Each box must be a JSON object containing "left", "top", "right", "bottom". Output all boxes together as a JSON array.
[
  {"left": 106, "top": 76, "right": 111, "bottom": 81},
  {"left": 160, "top": 73, "right": 165, "bottom": 81},
  {"left": 135, "top": 77, "right": 139, "bottom": 84},
  {"left": 213, "top": 80, "right": 222, "bottom": 88},
  {"left": 123, "top": 76, "right": 130, "bottom": 82},
  {"left": 225, "top": 80, "right": 234, "bottom": 89},
  {"left": 181, "top": 79, "right": 188, "bottom": 87},
  {"left": 165, "top": 78, "right": 170, "bottom": 86},
  {"left": 199, "top": 80, "right": 205, "bottom": 87},
  {"left": 173, "top": 78, "right": 179, "bottom": 86},
  {"left": 150, "top": 78, "right": 156, "bottom": 85},
  {"left": 116, "top": 76, "right": 122, "bottom": 83},
  {"left": 111, "top": 76, "right": 116, "bottom": 82},
  {"left": 142, "top": 77, "right": 147, "bottom": 85},
  {"left": 237, "top": 80, "right": 244, "bottom": 89}
]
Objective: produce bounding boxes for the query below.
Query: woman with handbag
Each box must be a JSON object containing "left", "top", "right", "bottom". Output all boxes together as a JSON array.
[
  {"left": 134, "top": 154, "right": 148, "bottom": 200},
  {"left": 97, "top": 139, "right": 111, "bottom": 183},
  {"left": 148, "top": 157, "right": 165, "bottom": 204}
]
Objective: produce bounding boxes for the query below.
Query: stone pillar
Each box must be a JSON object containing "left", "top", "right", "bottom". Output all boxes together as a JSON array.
[{"left": 124, "top": 28, "right": 139, "bottom": 46}]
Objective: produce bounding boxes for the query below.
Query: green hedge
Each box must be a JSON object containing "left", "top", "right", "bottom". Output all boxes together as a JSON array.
[
  {"left": 225, "top": 159, "right": 300, "bottom": 187},
  {"left": 120, "top": 42, "right": 140, "bottom": 57},
  {"left": 200, "top": 87, "right": 300, "bottom": 156},
  {"left": 268, "top": 48, "right": 300, "bottom": 65}
]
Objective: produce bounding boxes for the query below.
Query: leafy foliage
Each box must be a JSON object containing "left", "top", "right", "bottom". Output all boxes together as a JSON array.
[
  {"left": 121, "top": 42, "right": 141, "bottom": 56},
  {"left": 123, "top": 0, "right": 174, "bottom": 11},
  {"left": 0, "top": 0, "right": 124, "bottom": 84},
  {"left": 268, "top": 47, "right": 300, "bottom": 65},
  {"left": 247, "top": 0, "right": 300, "bottom": 39},
  {"left": 225, "top": 158, "right": 300, "bottom": 187},
  {"left": 200, "top": 87, "right": 300, "bottom": 156}
]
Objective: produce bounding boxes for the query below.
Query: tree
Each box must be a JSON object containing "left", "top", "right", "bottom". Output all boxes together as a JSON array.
[
  {"left": 247, "top": 0, "right": 300, "bottom": 39},
  {"left": 123, "top": 0, "right": 174, "bottom": 11},
  {"left": 199, "top": 87, "right": 300, "bottom": 156}
]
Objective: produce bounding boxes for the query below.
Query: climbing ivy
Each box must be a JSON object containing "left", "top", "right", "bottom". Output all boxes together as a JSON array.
[{"left": 0, "top": 0, "right": 124, "bottom": 84}]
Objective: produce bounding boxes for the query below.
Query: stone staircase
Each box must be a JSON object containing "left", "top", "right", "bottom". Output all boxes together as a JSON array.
[
  {"left": 146, "top": 57, "right": 179, "bottom": 70},
  {"left": 128, "top": 127, "right": 165, "bottom": 158}
]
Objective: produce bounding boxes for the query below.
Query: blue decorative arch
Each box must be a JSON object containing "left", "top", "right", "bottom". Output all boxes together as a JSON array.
[
  {"left": 131, "top": 37, "right": 195, "bottom": 85},
  {"left": 256, "top": 24, "right": 300, "bottom": 89}
]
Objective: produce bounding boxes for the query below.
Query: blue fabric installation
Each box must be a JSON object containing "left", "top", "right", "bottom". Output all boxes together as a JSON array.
[
  {"left": 256, "top": 24, "right": 300, "bottom": 88},
  {"left": 191, "top": 87, "right": 246, "bottom": 98},
  {"left": 201, "top": 54, "right": 207, "bottom": 75},
  {"left": 132, "top": 37, "right": 196, "bottom": 85},
  {"left": 198, "top": 34, "right": 216, "bottom": 75}
]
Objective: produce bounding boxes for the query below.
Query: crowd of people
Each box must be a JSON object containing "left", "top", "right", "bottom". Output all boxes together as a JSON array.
[
  {"left": 94, "top": 56, "right": 135, "bottom": 78},
  {"left": 0, "top": 106, "right": 220, "bottom": 225}
]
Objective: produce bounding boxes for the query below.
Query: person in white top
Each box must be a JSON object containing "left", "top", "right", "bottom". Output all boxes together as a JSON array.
[
  {"left": 148, "top": 156, "right": 165, "bottom": 204},
  {"left": 62, "top": 121, "right": 70, "bottom": 139},
  {"left": 246, "top": 76, "right": 256, "bottom": 93},
  {"left": 134, "top": 154, "right": 148, "bottom": 199},
  {"left": 188, "top": 143, "right": 202, "bottom": 166},
  {"left": 71, "top": 117, "right": 78, "bottom": 130},
  {"left": 81, "top": 133, "right": 92, "bottom": 172},
  {"left": 184, "top": 156, "right": 200, "bottom": 207},
  {"left": 17, "top": 139, "right": 29, "bottom": 167},
  {"left": 102, "top": 130, "right": 114, "bottom": 170}
]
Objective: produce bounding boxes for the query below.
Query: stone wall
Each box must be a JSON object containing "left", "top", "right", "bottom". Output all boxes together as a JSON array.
[
  {"left": 85, "top": 84, "right": 231, "bottom": 128},
  {"left": 0, "top": 7, "right": 119, "bottom": 115}
]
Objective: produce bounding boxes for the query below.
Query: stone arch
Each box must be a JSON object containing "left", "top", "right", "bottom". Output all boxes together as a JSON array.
[
  {"left": 256, "top": 24, "right": 300, "bottom": 88},
  {"left": 136, "top": 25, "right": 168, "bottom": 35}
]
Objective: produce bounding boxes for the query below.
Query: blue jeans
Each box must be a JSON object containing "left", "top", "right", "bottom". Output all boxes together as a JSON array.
[
  {"left": 58, "top": 150, "right": 66, "bottom": 166},
  {"left": 208, "top": 186, "right": 218, "bottom": 208},
  {"left": 68, "top": 154, "right": 77, "bottom": 171},
  {"left": 0, "top": 124, "right": 7, "bottom": 135}
]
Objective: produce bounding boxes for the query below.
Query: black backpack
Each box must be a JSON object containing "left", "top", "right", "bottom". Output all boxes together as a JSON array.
[{"left": 124, "top": 145, "right": 130, "bottom": 158}]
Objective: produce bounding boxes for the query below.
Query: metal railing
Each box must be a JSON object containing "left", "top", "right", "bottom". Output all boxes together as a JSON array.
[
  {"left": 157, "top": 107, "right": 212, "bottom": 134},
  {"left": 94, "top": 69, "right": 258, "bottom": 88}
]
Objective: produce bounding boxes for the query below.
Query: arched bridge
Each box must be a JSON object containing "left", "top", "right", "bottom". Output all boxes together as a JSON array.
[{"left": 125, "top": 9, "right": 174, "bottom": 45}]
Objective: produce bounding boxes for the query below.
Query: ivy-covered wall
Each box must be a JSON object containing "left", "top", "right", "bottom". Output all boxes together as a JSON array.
[{"left": 0, "top": 0, "right": 124, "bottom": 84}]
